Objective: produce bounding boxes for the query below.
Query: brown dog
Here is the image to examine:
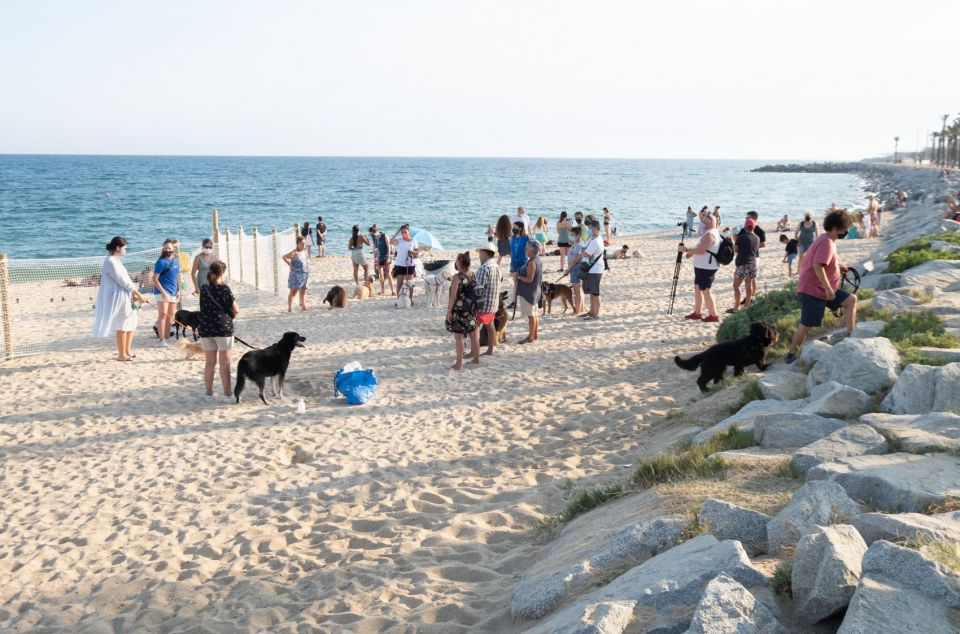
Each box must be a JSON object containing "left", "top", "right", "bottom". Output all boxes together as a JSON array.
[
  {"left": 323, "top": 285, "right": 347, "bottom": 309},
  {"left": 353, "top": 276, "right": 375, "bottom": 300},
  {"left": 541, "top": 282, "right": 573, "bottom": 315}
]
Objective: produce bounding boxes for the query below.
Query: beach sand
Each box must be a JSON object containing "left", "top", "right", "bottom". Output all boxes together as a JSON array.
[{"left": 0, "top": 228, "right": 877, "bottom": 632}]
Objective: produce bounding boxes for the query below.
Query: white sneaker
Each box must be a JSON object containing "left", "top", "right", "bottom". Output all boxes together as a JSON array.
[
  {"left": 222, "top": 395, "right": 234, "bottom": 403},
  {"left": 159, "top": 339, "right": 169, "bottom": 347},
  {"left": 203, "top": 394, "right": 215, "bottom": 401}
]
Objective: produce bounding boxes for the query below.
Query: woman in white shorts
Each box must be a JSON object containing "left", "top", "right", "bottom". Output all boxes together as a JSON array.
[
  {"left": 347, "top": 225, "right": 371, "bottom": 285},
  {"left": 198, "top": 261, "right": 239, "bottom": 402}
]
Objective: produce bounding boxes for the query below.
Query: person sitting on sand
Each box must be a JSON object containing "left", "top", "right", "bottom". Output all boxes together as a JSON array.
[
  {"left": 775, "top": 215, "right": 791, "bottom": 232},
  {"left": 445, "top": 252, "right": 479, "bottom": 370},
  {"left": 613, "top": 245, "right": 631, "bottom": 260},
  {"left": 784, "top": 209, "right": 857, "bottom": 365}
]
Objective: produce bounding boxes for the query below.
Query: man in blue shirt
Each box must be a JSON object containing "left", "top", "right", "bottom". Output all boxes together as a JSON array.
[{"left": 151, "top": 238, "right": 181, "bottom": 346}]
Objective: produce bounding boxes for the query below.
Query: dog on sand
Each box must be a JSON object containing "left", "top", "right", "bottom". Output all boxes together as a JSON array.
[
  {"left": 174, "top": 309, "right": 200, "bottom": 340},
  {"left": 674, "top": 321, "right": 778, "bottom": 392},
  {"left": 324, "top": 285, "right": 347, "bottom": 309},
  {"left": 234, "top": 332, "right": 306, "bottom": 404},
  {"left": 173, "top": 338, "right": 205, "bottom": 360},
  {"left": 354, "top": 276, "right": 375, "bottom": 300},
  {"left": 478, "top": 291, "right": 509, "bottom": 346},
  {"left": 541, "top": 282, "right": 573, "bottom": 315}
]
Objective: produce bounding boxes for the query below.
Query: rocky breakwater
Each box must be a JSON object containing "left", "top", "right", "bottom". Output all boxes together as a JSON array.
[{"left": 509, "top": 165, "right": 960, "bottom": 632}]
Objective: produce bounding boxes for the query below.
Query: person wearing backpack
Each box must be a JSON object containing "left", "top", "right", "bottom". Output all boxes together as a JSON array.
[
  {"left": 677, "top": 213, "right": 720, "bottom": 322},
  {"left": 729, "top": 218, "right": 760, "bottom": 313},
  {"left": 446, "top": 252, "right": 480, "bottom": 370},
  {"left": 515, "top": 240, "right": 543, "bottom": 343}
]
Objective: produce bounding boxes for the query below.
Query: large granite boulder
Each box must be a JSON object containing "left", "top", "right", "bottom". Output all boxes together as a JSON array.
[
  {"left": 933, "top": 363, "right": 960, "bottom": 412},
  {"left": 799, "top": 340, "right": 831, "bottom": 366},
  {"left": 853, "top": 510, "right": 960, "bottom": 545},
  {"left": 800, "top": 381, "right": 871, "bottom": 419},
  {"left": 850, "top": 320, "right": 887, "bottom": 339},
  {"left": 807, "top": 337, "right": 900, "bottom": 395},
  {"left": 693, "top": 399, "right": 804, "bottom": 445},
  {"left": 807, "top": 452, "right": 960, "bottom": 513},
  {"left": 524, "top": 535, "right": 770, "bottom": 633},
  {"left": 792, "top": 524, "right": 868, "bottom": 623},
  {"left": 791, "top": 425, "right": 889, "bottom": 475},
  {"left": 683, "top": 573, "right": 786, "bottom": 634},
  {"left": 757, "top": 371, "right": 807, "bottom": 401},
  {"left": 871, "top": 289, "right": 918, "bottom": 311},
  {"left": 930, "top": 240, "right": 960, "bottom": 254},
  {"left": 753, "top": 413, "right": 848, "bottom": 450},
  {"left": 880, "top": 363, "right": 940, "bottom": 414},
  {"left": 861, "top": 412, "right": 960, "bottom": 452},
  {"left": 899, "top": 259, "right": 960, "bottom": 289},
  {"left": 860, "top": 540, "right": 960, "bottom": 608},
  {"left": 511, "top": 494, "right": 684, "bottom": 620},
  {"left": 766, "top": 481, "right": 861, "bottom": 555},
  {"left": 698, "top": 498, "right": 771, "bottom": 556}
]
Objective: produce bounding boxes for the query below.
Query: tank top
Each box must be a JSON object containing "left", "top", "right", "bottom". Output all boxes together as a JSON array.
[
  {"left": 798, "top": 221, "right": 817, "bottom": 246},
  {"left": 517, "top": 256, "right": 543, "bottom": 304},
  {"left": 557, "top": 226, "right": 571, "bottom": 244},
  {"left": 692, "top": 229, "right": 721, "bottom": 270}
]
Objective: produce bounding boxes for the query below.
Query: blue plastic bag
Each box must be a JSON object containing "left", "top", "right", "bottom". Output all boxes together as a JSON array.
[{"left": 334, "top": 368, "right": 379, "bottom": 405}]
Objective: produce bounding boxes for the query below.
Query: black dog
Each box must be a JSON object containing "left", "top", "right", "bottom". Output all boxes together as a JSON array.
[
  {"left": 235, "top": 332, "right": 306, "bottom": 404},
  {"left": 173, "top": 309, "right": 200, "bottom": 341},
  {"left": 478, "top": 291, "right": 509, "bottom": 347},
  {"left": 674, "top": 321, "right": 778, "bottom": 392}
]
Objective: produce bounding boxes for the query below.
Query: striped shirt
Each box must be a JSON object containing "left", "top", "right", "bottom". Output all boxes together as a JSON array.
[{"left": 475, "top": 259, "right": 502, "bottom": 314}]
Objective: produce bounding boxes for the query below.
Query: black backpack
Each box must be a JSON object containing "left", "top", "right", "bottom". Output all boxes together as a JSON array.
[
  {"left": 460, "top": 278, "right": 485, "bottom": 313},
  {"left": 709, "top": 236, "right": 735, "bottom": 266}
]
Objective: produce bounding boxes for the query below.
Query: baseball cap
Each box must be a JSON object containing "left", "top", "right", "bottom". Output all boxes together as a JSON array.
[{"left": 744, "top": 218, "right": 756, "bottom": 229}]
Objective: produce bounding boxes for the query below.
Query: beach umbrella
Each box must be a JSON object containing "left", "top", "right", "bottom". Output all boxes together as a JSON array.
[{"left": 408, "top": 227, "right": 444, "bottom": 252}]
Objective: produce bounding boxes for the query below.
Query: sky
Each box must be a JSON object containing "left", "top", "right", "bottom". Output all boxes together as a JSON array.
[{"left": 0, "top": 0, "right": 958, "bottom": 160}]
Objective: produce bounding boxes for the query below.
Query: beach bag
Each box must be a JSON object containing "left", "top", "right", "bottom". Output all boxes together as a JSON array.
[
  {"left": 460, "top": 279, "right": 485, "bottom": 313},
  {"left": 709, "top": 236, "right": 735, "bottom": 266},
  {"left": 579, "top": 252, "right": 601, "bottom": 276},
  {"left": 334, "top": 366, "right": 379, "bottom": 405}
]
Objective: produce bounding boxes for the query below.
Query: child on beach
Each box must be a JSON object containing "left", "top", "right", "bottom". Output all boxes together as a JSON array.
[{"left": 780, "top": 234, "right": 798, "bottom": 277}]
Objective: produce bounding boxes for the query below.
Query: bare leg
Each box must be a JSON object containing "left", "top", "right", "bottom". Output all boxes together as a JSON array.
[
  {"left": 352, "top": 263, "right": 360, "bottom": 285},
  {"left": 204, "top": 350, "right": 217, "bottom": 395},
  {"left": 218, "top": 349, "right": 232, "bottom": 396},
  {"left": 745, "top": 277, "right": 754, "bottom": 307},
  {"left": 732, "top": 277, "right": 742, "bottom": 312},
  {"left": 123, "top": 331, "right": 134, "bottom": 358},
  {"left": 115, "top": 331, "right": 126, "bottom": 360},
  {"left": 703, "top": 289, "right": 717, "bottom": 317},
  {"left": 790, "top": 324, "right": 811, "bottom": 354},
  {"left": 452, "top": 333, "right": 464, "bottom": 370},
  {"left": 287, "top": 289, "right": 296, "bottom": 312},
  {"left": 362, "top": 264, "right": 369, "bottom": 282},
  {"left": 299, "top": 288, "right": 307, "bottom": 311},
  {"left": 532, "top": 315, "right": 539, "bottom": 340},
  {"left": 843, "top": 294, "right": 857, "bottom": 333},
  {"left": 590, "top": 294, "right": 600, "bottom": 318},
  {"left": 694, "top": 285, "right": 703, "bottom": 314},
  {"left": 469, "top": 330, "right": 480, "bottom": 363},
  {"left": 483, "top": 322, "right": 496, "bottom": 355}
]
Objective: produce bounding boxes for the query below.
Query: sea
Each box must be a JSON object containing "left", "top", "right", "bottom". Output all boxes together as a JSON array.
[{"left": 0, "top": 155, "right": 865, "bottom": 259}]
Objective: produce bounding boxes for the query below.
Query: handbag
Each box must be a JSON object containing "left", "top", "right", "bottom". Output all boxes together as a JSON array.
[{"left": 579, "top": 252, "right": 601, "bottom": 276}]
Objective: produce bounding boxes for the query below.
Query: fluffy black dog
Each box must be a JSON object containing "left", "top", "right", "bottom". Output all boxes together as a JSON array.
[
  {"left": 173, "top": 309, "right": 200, "bottom": 340},
  {"left": 674, "top": 321, "right": 778, "bottom": 392},
  {"left": 235, "top": 332, "right": 306, "bottom": 404}
]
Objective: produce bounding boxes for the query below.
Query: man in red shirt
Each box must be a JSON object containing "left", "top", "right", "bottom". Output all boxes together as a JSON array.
[{"left": 784, "top": 209, "right": 857, "bottom": 364}]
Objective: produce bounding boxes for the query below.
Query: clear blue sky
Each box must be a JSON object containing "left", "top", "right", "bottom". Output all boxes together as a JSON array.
[{"left": 1, "top": 0, "right": 957, "bottom": 159}]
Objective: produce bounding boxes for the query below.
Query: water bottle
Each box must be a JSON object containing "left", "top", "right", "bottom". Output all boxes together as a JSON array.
[{"left": 296, "top": 398, "right": 306, "bottom": 413}]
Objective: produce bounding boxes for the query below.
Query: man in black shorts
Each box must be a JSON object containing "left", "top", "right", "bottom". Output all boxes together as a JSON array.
[
  {"left": 730, "top": 218, "right": 760, "bottom": 312},
  {"left": 738, "top": 211, "right": 765, "bottom": 303}
]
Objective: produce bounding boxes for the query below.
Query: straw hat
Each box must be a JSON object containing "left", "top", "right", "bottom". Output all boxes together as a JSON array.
[{"left": 476, "top": 243, "right": 496, "bottom": 255}]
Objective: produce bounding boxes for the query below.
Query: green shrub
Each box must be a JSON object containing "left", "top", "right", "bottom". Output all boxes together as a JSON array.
[
  {"left": 899, "top": 348, "right": 956, "bottom": 368},
  {"left": 716, "top": 283, "right": 800, "bottom": 343},
  {"left": 881, "top": 311, "right": 960, "bottom": 349},
  {"left": 856, "top": 287, "right": 876, "bottom": 301},
  {"left": 632, "top": 426, "right": 756, "bottom": 489},
  {"left": 887, "top": 232, "right": 960, "bottom": 273},
  {"left": 772, "top": 561, "right": 793, "bottom": 597},
  {"left": 559, "top": 484, "right": 625, "bottom": 522}
]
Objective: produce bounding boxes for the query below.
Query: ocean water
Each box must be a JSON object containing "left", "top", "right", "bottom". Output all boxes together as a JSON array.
[{"left": 0, "top": 155, "right": 864, "bottom": 259}]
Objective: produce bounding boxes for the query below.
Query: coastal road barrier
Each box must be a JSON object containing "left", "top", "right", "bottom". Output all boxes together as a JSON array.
[{"left": 0, "top": 218, "right": 296, "bottom": 361}]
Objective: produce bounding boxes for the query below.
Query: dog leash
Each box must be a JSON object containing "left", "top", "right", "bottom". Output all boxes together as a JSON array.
[{"left": 233, "top": 336, "right": 258, "bottom": 350}]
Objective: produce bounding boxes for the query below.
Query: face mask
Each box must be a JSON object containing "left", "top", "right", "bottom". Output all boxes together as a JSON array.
[
  {"left": 162, "top": 250, "right": 174, "bottom": 257},
  {"left": 202, "top": 247, "right": 213, "bottom": 254},
  {"left": 401, "top": 232, "right": 409, "bottom": 240}
]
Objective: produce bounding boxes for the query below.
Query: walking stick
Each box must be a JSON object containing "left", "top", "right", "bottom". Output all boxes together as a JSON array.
[{"left": 667, "top": 222, "right": 688, "bottom": 315}]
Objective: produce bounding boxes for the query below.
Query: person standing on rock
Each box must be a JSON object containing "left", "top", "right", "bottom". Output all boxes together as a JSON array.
[{"left": 784, "top": 209, "right": 857, "bottom": 364}]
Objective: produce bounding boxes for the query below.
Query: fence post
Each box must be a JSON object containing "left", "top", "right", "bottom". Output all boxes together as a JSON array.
[
  {"left": 212, "top": 209, "right": 220, "bottom": 258},
  {"left": 272, "top": 228, "right": 279, "bottom": 296},
  {"left": 0, "top": 254, "right": 12, "bottom": 361},
  {"left": 224, "top": 229, "right": 232, "bottom": 281},
  {"left": 238, "top": 225, "right": 245, "bottom": 284},
  {"left": 252, "top": 227, "right": 261, "bottom": 290}
]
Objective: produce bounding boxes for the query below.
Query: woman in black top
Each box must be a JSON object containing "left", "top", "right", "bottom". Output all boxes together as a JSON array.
[{"left": 199, "top": 261, "right": 239, "bottom": 402}]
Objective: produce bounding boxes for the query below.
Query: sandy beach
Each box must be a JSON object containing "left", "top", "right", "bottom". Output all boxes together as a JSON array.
[{"left": 0, "top": 227, "right": 878, "bottom": 632}]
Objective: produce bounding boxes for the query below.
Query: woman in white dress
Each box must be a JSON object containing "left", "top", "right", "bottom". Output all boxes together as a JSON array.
[{"left": 92, "top": 236, "right": 147, "bottom": 361}]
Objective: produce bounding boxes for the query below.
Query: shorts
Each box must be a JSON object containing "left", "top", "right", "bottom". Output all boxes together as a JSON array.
[
  {"left": 735, "top": 262, "right": 758, "bottom": 280},
  {"left": 583, "top": 273, "right": 602, "bottom": 296},
  {"left": 476, "top": 312, "right": 495, "bottom": 325},
  {"left": 351, "top": 250, "right": 367, "bottom": 265},
  {"left": 374, "top": 254, "right": 390, "bottom": 267},
  {"left": 558, "top": 241, "right": 571, "bottom": 248},
  {"left": 786, "top": 253, "right": 797, "bottom": 265},
  {"left": 200, "top": 336, "right": 234, "bottom": 351},
  {"left": 693, "top": 267, "right": 717, "bottom": 290},
  {"left": 394, "top": 265, "right": 415, "bottom": 277},
  {"left": 518, "top": 296, "right": 537, "bottom": 318},
  {"left": 569, "top": 267, "right": 581, "bottom": 285},
  {"left": 798, "top": 290, "right": 851, "bottom": 328}
]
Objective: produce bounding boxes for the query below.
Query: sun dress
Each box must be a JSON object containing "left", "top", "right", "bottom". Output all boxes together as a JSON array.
[
  {"left": 288, "top": 251, "right": 309, "bottom": 289},
  {"left": 445, "top": 272, "right": 477, "bottom": 334},
  {"left": 92, "top": 255, "right": 138, "bottom": 336}
]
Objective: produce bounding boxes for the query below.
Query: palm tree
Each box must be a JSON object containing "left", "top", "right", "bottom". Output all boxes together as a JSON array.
[
  {"left": 939, "top": 114, "right": 950, "bottom": 166},
  {"left": 932, "top": 132, "right": 940, "bottom": 164},
  {"left": 893, "top": 136, "right": 900, "bottom": 163}
]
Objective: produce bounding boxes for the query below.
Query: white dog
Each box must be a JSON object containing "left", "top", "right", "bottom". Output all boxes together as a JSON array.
[
  {"left": 395, "top": 279, "right": 414, "bottom": 309},
  {"left": 422, "top": 270, "right": 451, "bottom": 307}
]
